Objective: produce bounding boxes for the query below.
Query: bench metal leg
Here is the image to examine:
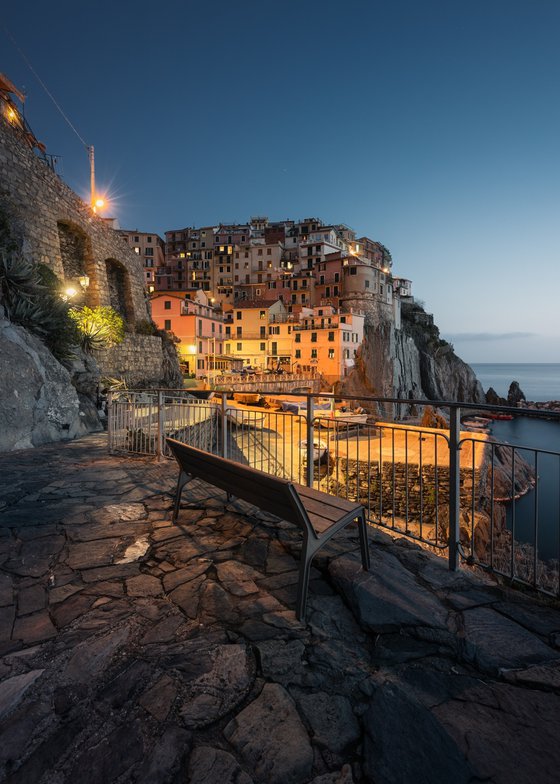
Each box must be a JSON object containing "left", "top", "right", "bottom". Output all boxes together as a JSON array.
[
  {"left": 358, "top": 511, "right": 370, "bottom": 571},
  {"left": 296, "top": 545, "right": 313, "bottom": 622},
  {"left": 172, "top": 470, "right": 191, "bottom": 523}
]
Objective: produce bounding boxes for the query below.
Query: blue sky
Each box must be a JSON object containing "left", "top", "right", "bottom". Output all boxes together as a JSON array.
[{"left": 2, "top": 0, "right": 559, "bottom": 362}]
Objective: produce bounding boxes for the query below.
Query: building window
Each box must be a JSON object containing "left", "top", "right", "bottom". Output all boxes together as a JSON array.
[
  {"left": 237, "top": 342, "right": 242, "bottom": 351},
  {"left": 164, "top": 300, "right": 171, "bottom": 310},
  {"left": 328, "top": 348, "right": 335, "bottom": 359},
  {"left": 147, "top": 236, "right": 152, "bottom": 243},
  {"left": 311, "top": 349, "right": 317, "bottom": 359},
  {"left": 295, "top": 349, "right": 301, "bottom": 359},
  {"left": 145, "top": 247, "right": 154, "bottom": 256},
  {"left": 295, "top": 333, "right": 301, "bottom": 343},
  {"left": 260, "top": 342, "right": 266, "bottom": 351},
  {"left": 236, "top": 311, "right": 242, "bottom": 320},
  {"left": 260, "top": 326, "right": 266, "bottom": 338},
  {"left": 350, "top": 267, "right": 357, "bottom": 275},
  {"left": 311, "top": 332, "right": 317, "bottom": 342},
  {"left": 328, "top": 331, "right": 334, "bottom": 341},
  {"left": 199, "top": 341, "right": 203, "bottom": 352},
  {"left": 164, "top": 319, "right": 171, "bottom": 331},
  {"left": 259, "top": 310, "right": 266, "bottom": 320}
]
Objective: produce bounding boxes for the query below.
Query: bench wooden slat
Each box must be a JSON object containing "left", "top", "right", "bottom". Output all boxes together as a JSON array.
[{"left": 166, "top": 437, "right": 370, "bottom": 620}]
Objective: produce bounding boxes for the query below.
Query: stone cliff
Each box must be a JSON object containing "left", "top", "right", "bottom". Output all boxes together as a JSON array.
[{"left": 341, "top": 299, "right": 485, "bottom": 409}]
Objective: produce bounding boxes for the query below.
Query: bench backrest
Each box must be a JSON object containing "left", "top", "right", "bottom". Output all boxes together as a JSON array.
[{"left": 166, "top": 438, "right": 307, "bottom": 529}]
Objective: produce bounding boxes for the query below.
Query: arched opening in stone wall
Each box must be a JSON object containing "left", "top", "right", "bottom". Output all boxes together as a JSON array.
[
  {"left": 57, "top": 221, "right": 96, "bottom": 301},
  {"left": 105, "top": 258, "right": 134, "bottom": 325}
]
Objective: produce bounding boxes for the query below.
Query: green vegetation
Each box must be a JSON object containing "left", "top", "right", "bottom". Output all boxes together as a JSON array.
[
  {"left": 69, "top": 306, "right": 125, "bottom": 353},
  {"left": 401, "top": 300, "right": 454, "bottom": 355},
  {"left": 0, "top": 247, "right": 79, "bottom": 360},
  {"left": 135, "top": 318, "right": 159, "bottom": 335},
  {"left": 1, "top": 207, "right": 125, "bottom": 359}
]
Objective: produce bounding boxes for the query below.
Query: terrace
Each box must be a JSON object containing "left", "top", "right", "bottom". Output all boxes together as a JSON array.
[{"left": 1, "top": 396, "right": 558, "bottom": 781}]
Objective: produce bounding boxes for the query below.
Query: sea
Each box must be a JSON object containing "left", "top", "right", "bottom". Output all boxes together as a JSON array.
[
  {"left": 468, "top": 364, "right": 560, "bottom": 561},
  {"left": 470, "top": 363, "right": 560, "bottom": 402}
]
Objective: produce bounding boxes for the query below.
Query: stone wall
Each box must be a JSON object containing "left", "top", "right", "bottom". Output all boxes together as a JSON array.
[
  {"left": 325, "top": 457, "right": 480, "bottom": 545},
  {"left": 0, "top": 116, "right": 149, "bottom": 328},
  {"left": 94, "top": 335, "right": 176, "bottom": 387}
]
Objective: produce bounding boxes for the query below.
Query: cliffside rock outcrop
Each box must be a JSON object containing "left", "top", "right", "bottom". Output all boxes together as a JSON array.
[
  {"left": 0, "top": 315, "right": 100, "bottom": 451},
  {"left": 341, "top": 300, "right": 485, "bottom": 408}
]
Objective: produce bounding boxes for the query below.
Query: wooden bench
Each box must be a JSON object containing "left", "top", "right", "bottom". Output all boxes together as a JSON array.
[{"left": 166, "top": 438, "right": 370, "bottom": 620}]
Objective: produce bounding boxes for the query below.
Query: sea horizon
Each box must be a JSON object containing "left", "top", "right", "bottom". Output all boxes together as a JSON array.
[{"left": 470, "top": 362, "right": 560, "bottom": 402}]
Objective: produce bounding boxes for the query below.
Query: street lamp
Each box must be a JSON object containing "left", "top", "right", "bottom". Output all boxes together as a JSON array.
[{"left": 88, "top": 145, "right": 108, "bottom": 213}]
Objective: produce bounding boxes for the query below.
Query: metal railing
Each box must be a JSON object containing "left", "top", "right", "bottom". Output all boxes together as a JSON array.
[{"left": 107, "top": 390, "right": 560, "bottom": 597}]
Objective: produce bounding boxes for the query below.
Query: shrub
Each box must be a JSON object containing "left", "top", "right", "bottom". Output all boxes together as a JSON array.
[
  {"left": 0, "top": 248, "right": 79, "bottom": 361},
  {"left": 69, "top": 306, "right": 125, "bottom": 353},
  {"left": 135, "top": 319, "right": 158, "bottom": 335}
]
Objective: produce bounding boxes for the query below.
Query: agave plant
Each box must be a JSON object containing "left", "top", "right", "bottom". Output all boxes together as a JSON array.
[
  {"left": 69, "top": 306, "right": 125, "bottom": 353},
  {"left": 0, "top": 249, "right": 44, "bottom": 312}
]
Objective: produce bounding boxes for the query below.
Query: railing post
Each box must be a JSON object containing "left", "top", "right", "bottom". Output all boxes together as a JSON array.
[
  {"left": 157, "top": 391, "right": 164, "bottom": 460},
  {"left": 448, "top": 405, "right": 461, "bottom": 570},
  {"left": 107, "top": 391, "right": 113, "bottom": 453},
  {"left": 221, "top": 392, "right": 228, "bottom": 458},
  {"left": 306, "top": 394, "right": 314, "bottom": 487}
]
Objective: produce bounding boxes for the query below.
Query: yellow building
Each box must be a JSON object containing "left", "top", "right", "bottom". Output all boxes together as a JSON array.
[{"left": 224, "top": 299, "right": 289, "bottom": 369}]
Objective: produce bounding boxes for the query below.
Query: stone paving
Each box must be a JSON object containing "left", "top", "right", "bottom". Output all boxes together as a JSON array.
[{"left": 1, "top": 434, "right": 560, "bottom": 784}]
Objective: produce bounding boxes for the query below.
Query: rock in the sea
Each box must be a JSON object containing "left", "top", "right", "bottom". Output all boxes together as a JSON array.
[
  {"left": 507, "top": 380, "right": 526, "bottom": 405},
  {"left": 485, "top": 386, "right": 505, "bottom": 406}
]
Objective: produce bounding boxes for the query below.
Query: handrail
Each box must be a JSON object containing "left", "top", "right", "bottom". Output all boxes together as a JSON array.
[{"left": 107, "top": 389, "right": 560, "bottom": 597}]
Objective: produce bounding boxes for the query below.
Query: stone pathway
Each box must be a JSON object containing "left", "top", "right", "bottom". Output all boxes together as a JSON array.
[{"left": 0, "top": 434, "right": 559, "bottom": 784}]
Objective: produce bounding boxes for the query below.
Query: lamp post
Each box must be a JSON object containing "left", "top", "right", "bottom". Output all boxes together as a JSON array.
[{"left": 88, "top": 144, "right": 107, "bottom": 214}]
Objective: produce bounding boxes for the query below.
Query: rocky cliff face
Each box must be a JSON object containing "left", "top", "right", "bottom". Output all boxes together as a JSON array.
[
  {"left": 341, "top": 300, "right": 485, "bottom": 408},
  {"left": 0, "top": 314, "right": 101, "bottom": 451}
]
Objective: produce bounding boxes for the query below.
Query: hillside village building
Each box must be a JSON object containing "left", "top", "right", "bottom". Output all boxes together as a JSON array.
[
  {"left": 119, "top": 230, "right": 165, "bottom": 290},
  {"left": 150, "top": 290, "right": 227, "bottom": 376},
  {"left": 146, "top": 216, "right": 410, "bottom": 382}
]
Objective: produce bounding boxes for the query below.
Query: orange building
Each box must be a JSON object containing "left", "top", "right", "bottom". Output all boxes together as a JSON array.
[{"left": 151, "top": 291, "right": 226, "bottom": 377}]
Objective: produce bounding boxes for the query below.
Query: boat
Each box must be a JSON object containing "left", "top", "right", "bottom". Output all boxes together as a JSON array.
[
  {"left": 280, "top": 399, "right": 330, "bottom": 415},
  {"left": 299, "top": 438, "right": 328, "bottom": 463},
  {"left": 233, "top": 393, "right": 261, "bottom": 405},
  {"left": 315, "top": 411, "right": 369, "bottom": 428},
  {"left": 486, "top": 413, "right": 514, "bottom": 421}
]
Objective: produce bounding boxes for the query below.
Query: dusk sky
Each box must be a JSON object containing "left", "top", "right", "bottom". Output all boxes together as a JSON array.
[{"left": 3, "top": 1, "right": 559, "bottom": 363}]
